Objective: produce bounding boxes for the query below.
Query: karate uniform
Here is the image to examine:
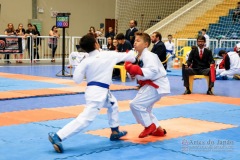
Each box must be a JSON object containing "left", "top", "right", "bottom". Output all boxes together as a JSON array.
[
  {"left": 164, "top": 41, "right": 175, "bottom": 70},
  {"left": 130, "top": 48, "right": 170, "bottom": 128},
  {"left": 216, "top": 51, "right": 240, "bottom": 78},
  {"left": 68, "top": 52, "right": 89, "bottom": 67},
  {"left": 57, "top": 50, "right": 136, "bottom": 140}
]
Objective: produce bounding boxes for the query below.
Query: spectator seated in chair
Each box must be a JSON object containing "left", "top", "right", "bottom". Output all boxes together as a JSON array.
[{"left": 182, "top": 35, "right": 215, "bottom": 95}]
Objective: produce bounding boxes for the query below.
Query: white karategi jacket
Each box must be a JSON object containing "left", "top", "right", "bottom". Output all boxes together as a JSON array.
[
  {"left": 73, "top": 50, "right": 136, "bottom": 101},
  {"left": 69, "top": 52, "right": 89, "bottom": 67},
  {"left": 129, "top": 48, "right": 170, "bottom": 128},
  {"left": 164, "top": 41, "right": 175, "bottom": 55},
  {"left": 217, "top": 51, "right": 240, "bottom": 77},
  {"left": 135, "top": 48, "right": 170, "bottom": 94},
  {"left": 57, "top": 50, "right": 136, "bottom": 140}
]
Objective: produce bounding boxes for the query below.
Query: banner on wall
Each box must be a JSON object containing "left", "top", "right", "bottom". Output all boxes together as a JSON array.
[{"left": 0, "top": 37, "right": 22, "bottom": 54}]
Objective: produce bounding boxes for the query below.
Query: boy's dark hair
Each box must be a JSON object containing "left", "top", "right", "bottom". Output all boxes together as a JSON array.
[
  {"left": 80, "top": 34, "right": 96, "bottom": 53},
  {"left": 218, "top": 50, "right": 227, "bottom": 57},
  {"left": 201, "top": 29, "right": 206, "bottom": 32},
  {"left": 116, "top": 33, "right": 125, "bottom": 40}
]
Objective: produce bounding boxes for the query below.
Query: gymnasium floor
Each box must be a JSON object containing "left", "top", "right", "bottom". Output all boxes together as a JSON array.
[{"left": 0, "top": 63, "right": 239, "bottom": 160}]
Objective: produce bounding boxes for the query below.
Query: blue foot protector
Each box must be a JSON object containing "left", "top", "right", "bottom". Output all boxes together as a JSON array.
[
  {"left": 48, "top": 132, "right": 64, "bottom": 153},
  {"left": 110, "top": 131, "right": 128, "bottom": 141}
]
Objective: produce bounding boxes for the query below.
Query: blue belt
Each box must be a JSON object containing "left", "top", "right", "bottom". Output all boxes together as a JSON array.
[
  {"left": 87, "top": 81, "right": 109, "bottom": 89},
  {"left": 166, "top": 50, "right": 173, "bottom": 54}
]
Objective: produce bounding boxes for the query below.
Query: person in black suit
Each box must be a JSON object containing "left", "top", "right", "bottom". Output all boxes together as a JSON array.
[
  {"left": 150, "top": 32, "right": 167, "bottom": 69},
  {"left": 182, "top": 35, "right": 215, "bottom": 95},
  {"left": 125, "top": 20, "right": 138, "bottom": 46}
]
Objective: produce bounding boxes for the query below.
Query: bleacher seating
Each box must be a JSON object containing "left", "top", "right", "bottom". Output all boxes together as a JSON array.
[
  {"left": 174, "top": 0, "right": 238, "bottom": 39},
  {"left": 208, "top": 9, "right": 240, "bottom": 39}
]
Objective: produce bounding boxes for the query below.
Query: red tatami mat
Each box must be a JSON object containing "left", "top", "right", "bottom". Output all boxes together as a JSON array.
[
  {"left": 172, "top": 94, "right": 240, "bottom": 105},
  {"left": 87, "top": 117, "right": 237, "bottom": 144},
  {"left": 0, "top": 109, "right": 75, "bottom": 126}
]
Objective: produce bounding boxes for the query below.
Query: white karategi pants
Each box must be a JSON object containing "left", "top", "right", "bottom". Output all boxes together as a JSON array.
[
  {"left": 217, "top": 68, "right": 240, "bottom": 78},
  {"left": 166, "top": 52, "right": 173, "bottom": 70},
  {"left": 130, "top": 85, "right": 163, "bottom": 128},
  {"left": 57, "top": 91, "right": 119, "bottom": 141}
]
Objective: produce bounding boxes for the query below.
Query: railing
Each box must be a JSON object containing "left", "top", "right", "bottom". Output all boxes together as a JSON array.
[
  {"left": 0, "top": 36, "right": 107, "bottom": 63},
  {"left": 219, "top": 39, "right": 240, "bottom": 48},
  {"left": 176, "top": 38, "right": 219, "bottom": 56},
  {"left": 0, "top": 35, "right": 239, "bottom": 64}
]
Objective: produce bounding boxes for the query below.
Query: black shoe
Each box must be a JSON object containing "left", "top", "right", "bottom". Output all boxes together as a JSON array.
[
  {"left": 183, "top": 89, "right": 191, "bottom": 95},
  {"left": 207, "top": 90, "right": 214, "bottom": 95}
]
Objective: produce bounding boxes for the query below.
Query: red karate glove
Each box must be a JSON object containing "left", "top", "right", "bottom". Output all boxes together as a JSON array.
[
  {"left": 124, "top": 62, "right": 132, "bottom": 71},
  {"left": 128, "top": 64, "right": 143, "bottom": 76}
]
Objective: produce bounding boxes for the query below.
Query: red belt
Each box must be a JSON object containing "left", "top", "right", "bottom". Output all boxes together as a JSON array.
[{"left": 138, "top": 80, "right": 159, "bottom": 89}]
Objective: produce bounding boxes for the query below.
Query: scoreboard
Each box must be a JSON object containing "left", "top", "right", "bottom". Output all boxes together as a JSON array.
[{"left": 56, "top": 13, "right": 71, "bottom": 28}]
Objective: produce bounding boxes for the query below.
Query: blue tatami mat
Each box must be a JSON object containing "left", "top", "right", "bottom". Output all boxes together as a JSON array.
[
  {"left": 0, "top": 64, "right": 240, "bottom": 160},
  {"left": 151, "top": 128, "right": 240, "bottom": 160},
  {"left": 0, "top": 120, "right": 134, "bottom": 160}
]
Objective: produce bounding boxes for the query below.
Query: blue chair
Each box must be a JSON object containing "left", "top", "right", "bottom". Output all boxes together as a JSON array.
[
  {"left": 214, "top": 47, "right": 225, "bottom": 56},
  {"left": 225, "top": 48, "right": 234, "bottom": 52}
]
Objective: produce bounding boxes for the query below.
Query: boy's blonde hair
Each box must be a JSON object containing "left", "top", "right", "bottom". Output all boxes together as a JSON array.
[{"left": 135, "top": 31, "right": 151, "bottom": 47}]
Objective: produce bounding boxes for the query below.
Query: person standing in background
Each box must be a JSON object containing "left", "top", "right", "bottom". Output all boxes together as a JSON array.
[
  {"left": 15, "top": 23, "right": 26, "bottom": 63},
  {"left": 201, "top": 29, "right": 210, "bottom": 49},
  {"left": 151, "top": 32, "right": 167, "bottom": 69},
  {"left": 125, "top": 20, "right": 138, "bottom": 46},
  {"left": 32, "top": 25, "right": 41, "bottom": 61},
  {"left": 25, "top": 23, "right": 37, "bottom": 63},
  {"left": 164, "top": 34, "right": 175, "bottom": 72},
  {"left": 4, "top": 23, "right": 16, "bottom": 64},
  {"left": 48, "top": 25, "right": 60, "bottom": 62}
]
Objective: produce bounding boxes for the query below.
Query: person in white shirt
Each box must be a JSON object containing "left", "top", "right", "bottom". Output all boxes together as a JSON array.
[
  {"left": 48, "top": 33, "right": 136, "bottom": 153},
  {"left": 201, "top": 29, "right": 210, "bottom": 49},
  {"left": 164, "top": 34, "right": 175, "bottom": 71},
  {"left": 216, "top": 44, "right": 240, "bottom": 80},
  {"left": 125, "top": 31, "right": 170, "bottom": 138}
]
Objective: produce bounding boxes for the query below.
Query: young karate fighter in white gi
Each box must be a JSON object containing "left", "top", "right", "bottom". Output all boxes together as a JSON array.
[
  {"left": 125, "top": 32, "right": 170, "bottom": 138},
  {"left": 48, "top": 33, "right": 136, "bottom": 153}
]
